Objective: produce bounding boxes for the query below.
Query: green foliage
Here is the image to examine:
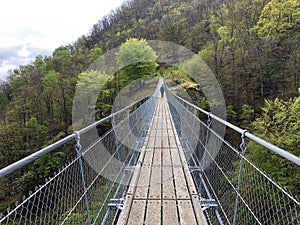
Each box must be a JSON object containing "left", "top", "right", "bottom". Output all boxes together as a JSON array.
[
  {"left": 253, "top": 95, "right": 300, "bottom": 149},
  {"left": 26, "top": 117, "right": 47, "bottom": 147},
  {"left": 0, "top": 0, "right": 300, "bottom": 212},
  {"left": 217, "top": 26, "right": 229, "bottom": 42},
  {"left": 226, "top": 105, "right": 237, "bottom": 119},
  {"left": 249, "top": 91, "right": 300, "bottom": 195},
  {"left": 74, "top": 70, "right": 109, "bottom": 126},
  {"left": 34, "top": 152, "right": 65, "bottom": 178},
  {"left": 198, "top": 42, "right": 214, "bottom": 61},
  {"left": 116, "top": 38, "right": 158, "bottom": 84},
  {"left": 77, "top": 71, "right": 108, "bottom": 98},
  {"left": 258, "top": 0, "right": 300, "bottom": 38},
  {"left": 89, "top": 47, "right": 102, "bottom": 62},
  {"left": 11, "top": 171, "right": 36, "bottom": 195},
  {"left": 42, "top": 70, "right": 59, "bottom": 92},
  {"left": 240, "top": 104, "right": 255, "bottom": 127},
  {"left": 248, "top": 25, "right": 260, "bottom": 34}
]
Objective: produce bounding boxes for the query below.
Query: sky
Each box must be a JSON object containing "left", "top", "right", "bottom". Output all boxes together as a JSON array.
[{"left": 0, "top": 0, "right": 125, "bottom": 82}]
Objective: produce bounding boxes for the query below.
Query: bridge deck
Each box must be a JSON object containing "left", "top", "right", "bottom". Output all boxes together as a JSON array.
[{"left": 118, "top": 97, "right": 207, "bottom": 225}]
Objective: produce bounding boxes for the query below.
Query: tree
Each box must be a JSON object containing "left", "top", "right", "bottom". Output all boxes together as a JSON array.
[
  {"left": 25, "top": 117, "right": 47, "bottom": 148},
  {"left": 116, "top": 38, "right": 158, "bottom": 86},
  {"left": 258, "top": 0, "right": 300, "bottom": 39},
  {"left": 74, "top": 70, "right": 109, "bottom": 126},
  {"left": 249, "top": 89, "right": 300, "bottom": 195},
  {"left": 240, "top": 104, "right": 254, "bottom": 127}
]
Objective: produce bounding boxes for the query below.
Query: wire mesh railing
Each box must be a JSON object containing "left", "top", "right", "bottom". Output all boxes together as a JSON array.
[
  {"left": 0, "top": 94, "right": 157, "bottom": 225},
  {"left": 165, "top": 87, "right": 300, "bottom": 225}
]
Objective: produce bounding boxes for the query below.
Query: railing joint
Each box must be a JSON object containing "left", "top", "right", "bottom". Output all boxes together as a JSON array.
[
  {"left": 240, "top": 129, "right": 248, "bottom": 155},
  {"left": 73, "top": 131, "right": 82, "bottom": 154},
  {"left": 124, "top": 166, "right": 135, "bottom": 172},
  {"left": 108, "top": 198, "right": 124, "bottom": 211},
  {"left": 200, "top": 198, "right": 218, "bottom": 211},
  {"left": 189, "top": 166, "right": 201, "bottom": 173}
]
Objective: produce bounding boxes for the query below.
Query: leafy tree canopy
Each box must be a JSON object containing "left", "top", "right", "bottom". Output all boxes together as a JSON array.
[
  {"left": 249, "top": 88, "right": 300, "bottom": 195},
  {"left": 258, "top": 0, "right": 300, "bottom": 38},
  {"left": 116, "top": 38, "right": 158, "bottom": 82}
]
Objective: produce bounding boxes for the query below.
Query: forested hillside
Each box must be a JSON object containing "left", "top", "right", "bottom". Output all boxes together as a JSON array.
[{"left": 0, "top": 0, "right": 299, "bottom": 210}]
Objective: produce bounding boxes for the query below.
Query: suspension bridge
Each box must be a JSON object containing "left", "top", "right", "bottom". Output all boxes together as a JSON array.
[{"left": 0, "top": 79, "right": 299, "bottom": 224}]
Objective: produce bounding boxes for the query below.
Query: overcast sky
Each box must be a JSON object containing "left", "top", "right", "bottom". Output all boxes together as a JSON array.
[{"left": 0, "top": 0, "right": 125, "bottom": 82}]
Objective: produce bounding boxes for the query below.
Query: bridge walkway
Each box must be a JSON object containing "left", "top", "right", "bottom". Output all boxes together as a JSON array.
[{"left": 117, "top": 96, "right": 207, "bottom": 225}]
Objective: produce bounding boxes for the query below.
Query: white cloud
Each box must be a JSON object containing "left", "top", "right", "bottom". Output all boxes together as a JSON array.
[
  {"left": 0, "top": 44, "right": 53, "bottom": 81},
  {"left": 18, "top": 45, "right": 31, "bottom": 57},
  {"left": 0, "top": 0, "right": 125, "bottom": 80},
  {"left": 1, "top": 0, "right": 125, "bottom": 49}
]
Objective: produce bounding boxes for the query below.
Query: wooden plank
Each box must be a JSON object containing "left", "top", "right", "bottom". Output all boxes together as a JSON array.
[
  {"left": 157, "top": 121, "right": 164, "bottom": 130},
  {"left": 152, "top": 147, "right": 161, "bottom": 166},
  {"left": 156, "top": 129, "right": 169, "bottom": 138},
  {"left": 162, "top": 128, "right": 169, "bottom": 137},
  {"left": 162, "top": 146, "right": 172, "bottom": 166},
  {"left": 127, "top": 146, "right": 146, "bottom": 195},
  {"left": 117, "top": 194, "right": 133, "bottom": 225},
  {"left": 184, "top": 166, "right": 198, "bottom": 196},
  {"left": 166, "top": 121, "right": 174, "bottom": 132},
  {"left": 168, "top": 135, "right": 177, "bottom": 148},
  {"left": 170, "top": 148, "right": 182, "bottom": 167},
  {"left": 156, "top": 129, "right": 163, "bottom": 137},
  {"left": 175, "top": 138, "right": 199, "bottom": 196},
  {"left": 165, "top": 99, "right": 208, "bottom": 224},
  {"left": 145, "top": 200, "right": 161, "bottom": 225},
  {"left": 127, "top": 164, "right": 141, "bottom": 195},
  {"left": 166, "top": 122, "right": 173, "bottom": 129},
  {"left": 148, "top": 166, "right": 161, "bottom": 199},
  {"left": 127, "top": 200, "right": 146, "bottom": 225},
  {"left": 135, "top": 166, "right": 151, "bottom": 199},
  {"left": 178, "top": 200, "right": 198, "bottom": 225},
  {"left": 162, "top": 121, "right": 168, "bottom": 130},
  {"left": 162, "top": 166, "right": 175, "bottom": 199},
  {"left": 120, "top": 97, "right": 208, "bottom": 225},
  {"left": 154, "top": 135, "right": 162, "bottom": 148},
  {"left": 156, "top": 122, "right": 164, "bottom": 130},
  {"left": 167, "top": 105, "right": 199, "bottom": 196},
  {"left": 191, "top": 195, "right": 208, "bottom": 225},
  {"left": 163, "top": 200, "right": 178, "bottom": 224},
  {"left": 143, "top": 149, "right": 153, "bottom": 166},
  {"left": 162, "top": 135, "right": 170, "bottom": 148},
  {"left": 150, "top": 128, "right": 157, "bottom": 137},
  {"left": 149, "top": 120, "right": 157, "bottom": 131},
  {"left": 147, "top": 137, "right": 156, "bottom": 148},
  {"left": 173, "top": 167, "right": 190, "bottom": 199}
]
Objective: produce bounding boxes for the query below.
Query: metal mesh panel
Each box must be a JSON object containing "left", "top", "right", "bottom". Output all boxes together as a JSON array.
[
  {"left": 0, "top": 95, "right": 157, "bottom": 225},
  {"left": 166, "top": 88, "right": 300, "bottom": 225}
]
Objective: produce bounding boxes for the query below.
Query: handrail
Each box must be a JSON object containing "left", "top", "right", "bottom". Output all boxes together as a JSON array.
[
  {"left": 0, "top": 95, "right": 150, "bottom": 179},
  {"left": 78, "top": 95, "right": 150, "bottom": 135},
  {"left": 167, "top": 90, "right": 300, "bottom": 167},
  {"left": 0, "top": 135, "right": 76, "bottom": 179}
]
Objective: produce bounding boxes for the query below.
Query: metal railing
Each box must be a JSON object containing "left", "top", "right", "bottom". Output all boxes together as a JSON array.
[
  {"left": 165, "top": 87, "right": 300, "bottom": 225},
  {"left": 0, "top": 94, "right": 158, "bottom": 224},
  {"left": 1, "top": 80, "right": 299, "bottom": 225}
]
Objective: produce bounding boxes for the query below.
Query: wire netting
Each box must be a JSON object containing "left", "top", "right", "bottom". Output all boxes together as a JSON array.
[
  {"left": 166, "top": 88, "right": 300, "bottom": 225},
  {"left": 0, "top": 95, "right": 157, "bottom": 225}
]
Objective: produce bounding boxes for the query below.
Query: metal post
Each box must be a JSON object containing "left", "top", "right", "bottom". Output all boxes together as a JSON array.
[
  {"left": 74, "top": 132, "right": 92, "bottom": 225},
  {"left": 233, "top": 130, "right": 248, "bottom": 225}
]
